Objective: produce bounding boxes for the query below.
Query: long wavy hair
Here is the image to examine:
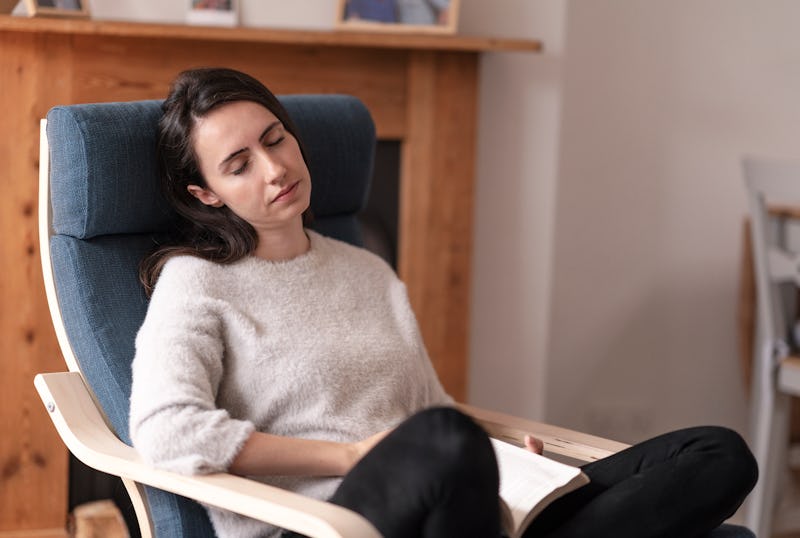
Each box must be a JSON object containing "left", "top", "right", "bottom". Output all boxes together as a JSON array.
[{"left": 139, "top": 67, "right": 312, "bottom": 295}]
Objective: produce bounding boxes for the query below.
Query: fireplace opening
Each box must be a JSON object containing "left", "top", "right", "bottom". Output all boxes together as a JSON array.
[{"left": 359, "top": 140, "right": 400, "bottom": 270}]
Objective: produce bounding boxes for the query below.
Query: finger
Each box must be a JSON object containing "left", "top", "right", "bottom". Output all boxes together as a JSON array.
[{"left": 524, "top": 434, "right": 544, "bottom": 455}]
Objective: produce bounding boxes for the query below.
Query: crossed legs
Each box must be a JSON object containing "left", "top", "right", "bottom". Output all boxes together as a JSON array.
[
  {"left": 284, "top": 408, "right": 757, "bottom": 538},
  {"left": 524, "top": 426, "right": 758, "bottom": 538}
]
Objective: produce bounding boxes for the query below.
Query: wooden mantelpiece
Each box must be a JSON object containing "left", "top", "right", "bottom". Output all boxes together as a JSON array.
[
  {"left": 0, "top": 15, "right": 540, "bottom": 535},
  {"left": 0, "top": 16, "right": 541, "bottom": 52}
]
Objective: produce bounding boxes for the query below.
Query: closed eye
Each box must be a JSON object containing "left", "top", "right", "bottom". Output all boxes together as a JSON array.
[
  {"left": 232, "top": 160, "right": 251, "bottom": 176},
  {"left": 264, "top": 135, "right": 285, "bottom": 147},
  {"left": 218, "top": 121, "right": 282, "bottom": 173}
]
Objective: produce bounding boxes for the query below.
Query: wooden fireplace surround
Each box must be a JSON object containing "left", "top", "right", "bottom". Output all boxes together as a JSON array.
[{"left": 0, "top": 16, "right": 540, "bottom": 535}]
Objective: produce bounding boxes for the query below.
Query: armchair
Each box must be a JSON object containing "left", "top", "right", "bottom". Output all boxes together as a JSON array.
[{"left": 35, "top": 96, "right": 752, "bottom": 537}]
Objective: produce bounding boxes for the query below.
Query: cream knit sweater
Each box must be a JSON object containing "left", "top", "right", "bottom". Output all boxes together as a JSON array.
[{"left": 129, "top": 230, "right": 451, "bottom": 538}]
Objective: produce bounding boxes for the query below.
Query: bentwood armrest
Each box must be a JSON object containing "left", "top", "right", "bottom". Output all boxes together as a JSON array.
[
  {"left": 458, "top": 403, "right": 630, "bottom": 463},
  {"left": 34, "top": 372, "right": 381, "bottom": 538}
]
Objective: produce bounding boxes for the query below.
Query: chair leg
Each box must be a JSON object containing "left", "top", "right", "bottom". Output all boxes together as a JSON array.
[
  {"left": 121, "top": 478, "right": 155, "bottom": 538},
  {"left": 746, "top": 341, "right": 790, "bottom": 537}
]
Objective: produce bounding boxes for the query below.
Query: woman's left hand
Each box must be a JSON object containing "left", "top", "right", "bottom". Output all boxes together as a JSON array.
[{"left": 524, "top": 434, "right": 544, "bottom": 455}]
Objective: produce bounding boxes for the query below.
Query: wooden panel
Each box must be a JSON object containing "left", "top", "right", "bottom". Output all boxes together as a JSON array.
[
  {"left": 69, "top": 35, "right": 408, "bottom": 139},
  {"left": 0, "top": 32, "right": 70, "bottom": 533},
  {"left": 0, "top": 15, "right": 543, "bottom": 54},
  {"left": 399, "top": 51, "right": 479, "bottom": 401},
  {"left": 0, "top": 530, "right": 68, "bottom": 538}
]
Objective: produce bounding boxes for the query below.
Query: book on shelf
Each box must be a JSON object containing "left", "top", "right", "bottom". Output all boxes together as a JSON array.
[{"left": 492, "top": 438, "right": 589, "bottom": 538}]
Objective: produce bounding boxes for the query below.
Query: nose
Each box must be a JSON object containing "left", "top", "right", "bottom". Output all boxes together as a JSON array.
[{"left": 256, "top": 150, "right": 287, "bottom": 184}]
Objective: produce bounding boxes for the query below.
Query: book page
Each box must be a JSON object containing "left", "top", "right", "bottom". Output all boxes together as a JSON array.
[{"left": 491, "top": 438, "right": 589, "bottom": 537}]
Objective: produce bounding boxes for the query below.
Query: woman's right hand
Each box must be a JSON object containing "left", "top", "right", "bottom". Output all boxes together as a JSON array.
[
  {"left": 348, "top": 428, "right": 393, "bottom": 470},
  {"left": 524, "top": 434, "right": 544, "bottom": 455}
]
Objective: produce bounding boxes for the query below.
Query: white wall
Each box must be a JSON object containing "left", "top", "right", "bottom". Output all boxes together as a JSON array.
[
  {"left": 460, "top": 2, "right": 565, "bottom": 422},
  {"left": 547, "top": 0, "right": 800, "bottom": 443}
]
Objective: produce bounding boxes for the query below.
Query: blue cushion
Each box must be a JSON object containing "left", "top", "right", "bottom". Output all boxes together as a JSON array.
[
  {"left": 50, "top": 234, "right": 150, "bottom": 443},
  {"left": 282, "top": 94, "right": 376, "bottom": 235},
  {"left": 47, "top": 101, "right": 174, "bottom": 239},
  {"left": 46, "top": 95, "right": 376, "bottom": 538}
]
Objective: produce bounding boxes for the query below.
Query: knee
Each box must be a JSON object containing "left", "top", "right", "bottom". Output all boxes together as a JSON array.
[
  {"left": 407, "top": 407, "right": 489, "bottom": 449},
  {"left": 694, "top": 426, "right": 759, "bottom": 495},
  {"left": 405, "top": 407, "right": 498, "bottom": 482}
]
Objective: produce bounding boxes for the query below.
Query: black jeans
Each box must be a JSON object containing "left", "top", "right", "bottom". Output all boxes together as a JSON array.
[{"left": 284, "top": 407, "right": 757, "bottom": 538}]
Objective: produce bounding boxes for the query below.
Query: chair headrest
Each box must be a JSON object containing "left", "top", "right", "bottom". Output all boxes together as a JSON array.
[{"left": 47, "top": 95, "right": 376, "bottom": 239}]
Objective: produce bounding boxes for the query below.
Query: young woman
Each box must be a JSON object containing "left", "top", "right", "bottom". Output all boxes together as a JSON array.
[{"left": 130, "top": 67, "right": 757, "bottom": 538}]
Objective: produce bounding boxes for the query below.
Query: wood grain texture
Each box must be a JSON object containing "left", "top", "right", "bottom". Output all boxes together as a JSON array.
[
  {"left": 69, "top": 35, "right": 408, "bottom": 139},
  {"left": 70, "top": 500, "right": 128, "bottom": 538},
  {"left": 0, "top": 31, "right": 70, "bottom": 533},
  {"left": 399, "top": 51, "right": 479, "bottom": 401},
  {"left": 0, "top": 530, "right": 68, "bottom": 538}
]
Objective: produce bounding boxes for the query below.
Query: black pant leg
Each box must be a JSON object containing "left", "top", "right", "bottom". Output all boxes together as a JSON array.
[
  {"left": 328, "top": 407, "right": 501, "bottom": 538},
  {"left": 523, "top": 426, "right": 758, "bottom": 538}
]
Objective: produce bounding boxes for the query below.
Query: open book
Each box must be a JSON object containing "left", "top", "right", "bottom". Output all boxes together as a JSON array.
[{"left": 492, "top": 438, "right": 589, "bottom": 538}]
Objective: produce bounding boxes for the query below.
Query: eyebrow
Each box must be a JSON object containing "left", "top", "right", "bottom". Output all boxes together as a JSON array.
[{"left": 218, "top": 121, "right": 282, "bottom": 171}]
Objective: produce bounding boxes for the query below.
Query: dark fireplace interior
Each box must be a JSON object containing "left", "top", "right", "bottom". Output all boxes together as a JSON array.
[{"left": 359, "top": 140, "right": 400, "bottom": 270}]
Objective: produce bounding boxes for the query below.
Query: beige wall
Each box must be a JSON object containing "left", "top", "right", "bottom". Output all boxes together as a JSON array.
[
  {"left": 461, "top": 1, "right": 564, "bottom": 424},
  {"left": 548, "top": 0, "right": 800, "bottom": 443},
  {"left": 54, "top": 0, "right": 800, "bottom": 445}
]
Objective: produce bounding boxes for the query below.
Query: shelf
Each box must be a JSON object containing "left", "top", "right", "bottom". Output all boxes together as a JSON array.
[{"left": 0, "top": 15, "right": 542, "bottom": 53}]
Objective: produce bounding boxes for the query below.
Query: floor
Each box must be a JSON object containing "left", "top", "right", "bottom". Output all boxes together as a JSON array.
[{"left": 771, "top": 467, "right": 800, "bottom": 537}]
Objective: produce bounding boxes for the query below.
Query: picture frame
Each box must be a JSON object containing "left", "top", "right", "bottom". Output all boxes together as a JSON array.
[
  {"left": 0, "top": 0, "right": 18, "bottom": 14},
  {"left": 24, "top": 0, "right": 89, "bottom": 18},
  {"left": 187, "top": 0, "right": 238, "bottom": 27},
  {"left": 337, "top": 0, "right": 460, "bottom": 34}
]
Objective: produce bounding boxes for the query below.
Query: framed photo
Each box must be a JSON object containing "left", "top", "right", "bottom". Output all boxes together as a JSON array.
[
  {"left": 0, "top": 0, "right": 18, "bottom": 14},
  {"left": 24, "top": 0, "right": 90, "bottom": 18},
  {"left": 187, "top": 0, "right": 238, "bottom": 27},
  {"left": 337, "top": 0, "right": 460, "bottom": 34}
]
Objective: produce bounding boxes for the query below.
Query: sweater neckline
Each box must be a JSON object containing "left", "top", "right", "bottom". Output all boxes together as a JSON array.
[{"left": 238, "top": 229, "right": 325, "bottom": 274}]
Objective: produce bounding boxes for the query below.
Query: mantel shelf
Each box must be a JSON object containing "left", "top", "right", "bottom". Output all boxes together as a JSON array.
[{"left": 0, "top": 15, "right": 542, "bottom": 53}]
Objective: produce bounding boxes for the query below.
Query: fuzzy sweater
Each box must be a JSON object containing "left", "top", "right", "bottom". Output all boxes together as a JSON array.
[{"left": 129, "top": 230, "right": 451, "bottom": 538}]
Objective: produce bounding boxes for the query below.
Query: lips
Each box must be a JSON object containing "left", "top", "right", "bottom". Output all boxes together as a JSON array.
[{"left": 271, "top": 181, "right": 299, "bottom": 203}]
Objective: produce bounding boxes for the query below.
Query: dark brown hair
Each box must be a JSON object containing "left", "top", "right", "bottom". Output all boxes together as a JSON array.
[{"left": 139, "top": 67, "right": 311, "bottom": 295}]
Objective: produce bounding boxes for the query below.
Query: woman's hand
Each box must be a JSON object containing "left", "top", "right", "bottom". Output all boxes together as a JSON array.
[
  {"left": 348, "top": 428, "right": 393, "bottom": 470},
  {"left": 524, "top": 434, "right": 544, "bottom": 455}
]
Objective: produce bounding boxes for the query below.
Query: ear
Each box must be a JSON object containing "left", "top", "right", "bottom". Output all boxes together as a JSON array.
[{"left": 187, "top": 184, "right": 225, "bottom": 207}]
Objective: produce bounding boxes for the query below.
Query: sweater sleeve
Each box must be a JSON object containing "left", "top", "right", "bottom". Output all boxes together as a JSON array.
[
  {"left": 389, "top": 277, "right": 455, "bottom": 407},
  {"left": 129, "top": 258, "right": 254, "bottom": 475}
]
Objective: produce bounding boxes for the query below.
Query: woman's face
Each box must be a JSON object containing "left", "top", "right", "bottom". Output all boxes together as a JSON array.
[{"left": 188, "top": 100, "right": 311, "bottom": 235}]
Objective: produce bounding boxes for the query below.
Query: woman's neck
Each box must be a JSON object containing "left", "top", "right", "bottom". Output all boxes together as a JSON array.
[{"left": 253, "top": 222, "right": 310, "bottom": 262}]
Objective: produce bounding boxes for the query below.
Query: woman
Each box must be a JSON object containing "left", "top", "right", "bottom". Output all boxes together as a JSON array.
[{"left": 130, "top": 67, "right": 757, "bottom": 538}]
